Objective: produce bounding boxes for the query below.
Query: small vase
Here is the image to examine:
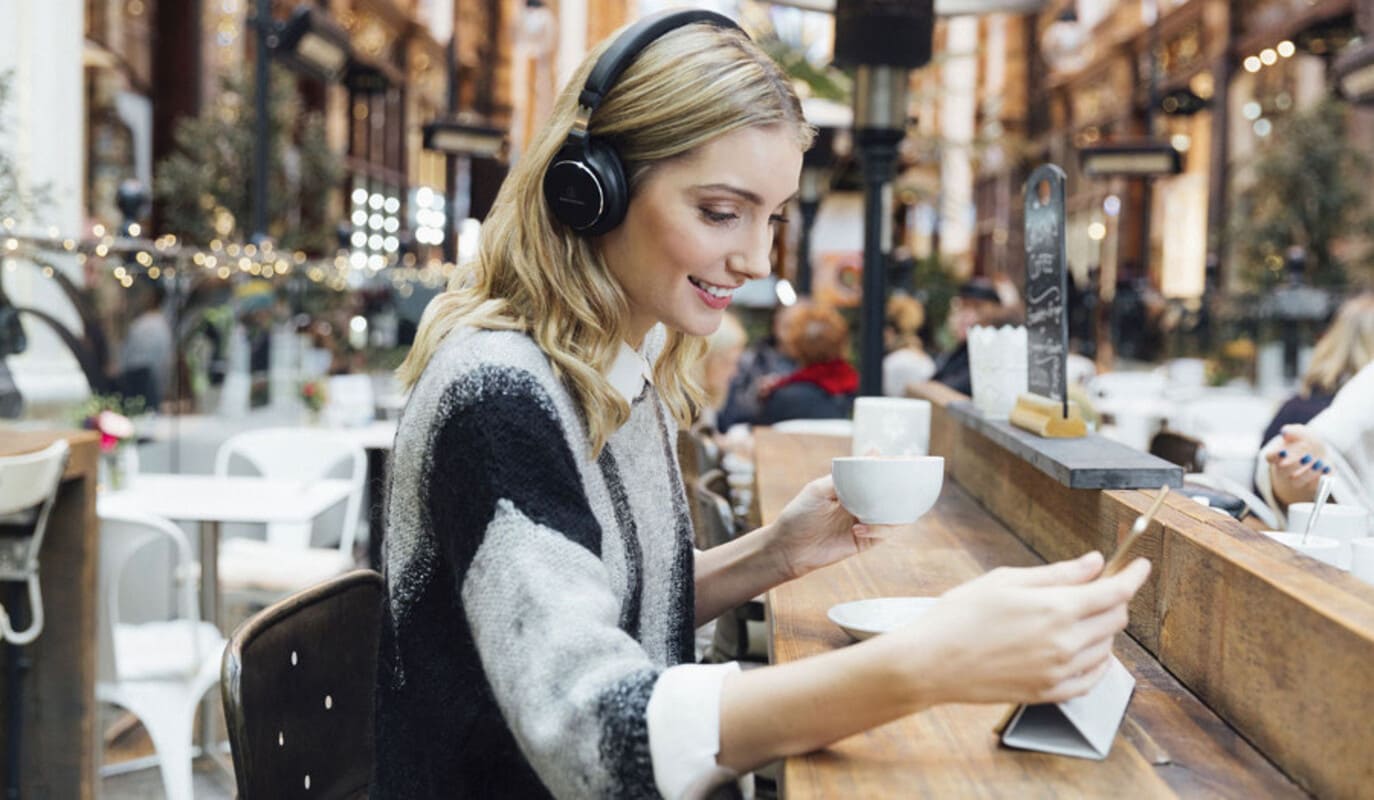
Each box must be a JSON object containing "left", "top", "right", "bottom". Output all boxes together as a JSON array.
[
  {"left": 99, "top": 447, "right": 138, "bottom": 491},
  {"left": 100, "top": 452, "right": 124, "bottom": 491}
]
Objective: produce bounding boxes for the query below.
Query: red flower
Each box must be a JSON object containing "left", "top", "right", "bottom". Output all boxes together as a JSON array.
[{"left": 100, "top": 432, "right": 118, "bottom": 453}]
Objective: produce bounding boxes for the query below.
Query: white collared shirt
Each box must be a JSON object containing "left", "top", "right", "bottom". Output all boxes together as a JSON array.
[{"left": 607, "top": 340, "right": 654, "bottom": 404}]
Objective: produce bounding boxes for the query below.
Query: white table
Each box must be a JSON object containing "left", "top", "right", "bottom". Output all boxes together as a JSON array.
[
  {"left": 328, "top": 420, "right": 398, "bottom": 452},
  {"left": 99, "top": 474, "right": 355, "bottom": 753}
]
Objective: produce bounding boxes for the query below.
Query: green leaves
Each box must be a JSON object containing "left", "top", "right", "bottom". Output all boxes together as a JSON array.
[{"left": 1231, "top": 99, "right": 1374, "bottom": 290}]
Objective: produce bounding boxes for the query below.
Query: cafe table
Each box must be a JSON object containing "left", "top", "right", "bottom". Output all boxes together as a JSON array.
[
  {"left": 754, "top": 427, "right": 1302, "bottom": 797},
  {"left": 98, "top": 473, "right": 355, "bottom": 753}
]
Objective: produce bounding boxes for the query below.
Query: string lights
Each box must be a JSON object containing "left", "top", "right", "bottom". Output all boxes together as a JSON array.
[{"left": 0, "top": 217, "right": 462, "bottom": 295}]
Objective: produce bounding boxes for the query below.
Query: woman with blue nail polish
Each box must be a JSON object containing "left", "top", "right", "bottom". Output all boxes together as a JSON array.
[{"left": 1257, "top": 359, "right": 1374, "bottom": 523}]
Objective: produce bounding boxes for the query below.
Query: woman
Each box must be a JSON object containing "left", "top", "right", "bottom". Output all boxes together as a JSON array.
[
  {"left": 1257, "top": 293, "right": 1374, "bottom": 518},
  {"left": 1259, "top": 293, "right": 1374, "bottom": 445},
  {"left": 758, "top": 302, "right": 857, "bottom": 424},
  {"left": 882, "top": 292, "right": 935, "bottom": 398},
  {"left": 377, "top": 12, "right": 1150, "bottom": 799}
]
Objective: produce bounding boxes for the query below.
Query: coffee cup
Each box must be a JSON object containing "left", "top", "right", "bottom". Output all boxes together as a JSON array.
[
  {"left": 1261, "top": 530, "right": 1349, "bottom": 570},
  {"left": 851, "top": 397, "right": 931, "bottom": 458},
  {"left": 1349, "top": 538, "right": 1374, "bottom": 585},
  {"left": 831, "top": 456, "right": 944, "bottom": 525},
  {"left": 1286, "top": 503, "right": 1370, "bottom": 567},
  {"left": 1286, "top": 502, "right": 1371, "bottom": 543}
]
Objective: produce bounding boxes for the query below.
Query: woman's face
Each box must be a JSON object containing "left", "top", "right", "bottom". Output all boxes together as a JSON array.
[{"left": 599, "top": 125, "right": 803, "bottom": 346}]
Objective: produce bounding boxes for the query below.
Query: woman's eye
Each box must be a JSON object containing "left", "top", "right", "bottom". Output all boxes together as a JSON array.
[
  {"left": 769, "top": 214, "right": 789, "bottom": 226},
  {"left": 699, "top": 208, "right": 738, "bottom": 224}
]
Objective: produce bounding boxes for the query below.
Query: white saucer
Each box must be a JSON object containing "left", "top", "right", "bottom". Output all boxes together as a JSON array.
[{"left": 827, "top": 597, "right": 939, "bottom": 641}]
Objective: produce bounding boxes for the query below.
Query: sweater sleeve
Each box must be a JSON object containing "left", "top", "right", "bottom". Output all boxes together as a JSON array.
[{"left": 428, "top": 366, "right": 739, "bottom": 798}]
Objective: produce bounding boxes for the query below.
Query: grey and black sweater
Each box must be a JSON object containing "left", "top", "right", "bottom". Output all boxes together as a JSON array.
[{"left": 373, "top": 327, "right": 740, "bottom": 799}]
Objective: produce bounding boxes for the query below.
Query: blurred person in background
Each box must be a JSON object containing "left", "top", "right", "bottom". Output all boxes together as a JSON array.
[
  {"left": 1258, "top": 293, "right": 1374, "bottom": 518},
  {"left": 117, "top": 278, "right": 173, "bottom": 410},
  {"left": 716, "top": 302, "right": 800, "bottom": 429},
  {"left": 693, "top": 310, "right": 747, "bottom": 431},
  {"left": 760, "top": 303, "right": 857, "bottom": 423},
  {"left": 1260, "top": 292, "right": 1374, "bottom": 445},
  {"left": 883, "top": 293, "right": 934, "bottom": 397},
  {"left": 931, "top": 278, "right": 1004, "bottom": 396}
]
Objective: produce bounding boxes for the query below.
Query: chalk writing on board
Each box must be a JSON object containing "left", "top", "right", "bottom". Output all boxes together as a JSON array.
[{"left": 1022, "top": 164, "right": 1070, "bottom": 411}]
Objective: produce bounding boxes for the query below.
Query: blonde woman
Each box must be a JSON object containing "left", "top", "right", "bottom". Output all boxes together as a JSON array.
[
  {"left": 882, "top": 292, "right": 935, "bottom": 398},
  {"left": 1258, "top": 292, "right": 1374, "bottom": 516},
  {"left": 377, "top": 11, "right": 1150, "bottom": 799}
]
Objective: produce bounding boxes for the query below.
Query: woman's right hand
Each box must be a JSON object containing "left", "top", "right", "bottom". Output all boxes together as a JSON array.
[
  {"left": 894, "top": 552, "right": 1151, "bottom": 706},
  {"left": 1265, "top": 424, "right": 1329, "bottom": 507}
]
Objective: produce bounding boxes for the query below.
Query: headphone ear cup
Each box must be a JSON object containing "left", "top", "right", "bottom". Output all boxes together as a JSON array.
[
  {"left": 580, "top": 139, "right": 628, "bottom": 236},
  {"left": 544, "top": 141, "right": 609, "bottom": 232}
]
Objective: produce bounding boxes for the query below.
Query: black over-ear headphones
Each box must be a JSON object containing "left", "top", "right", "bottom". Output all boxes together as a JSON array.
[{"left": 542, "top": 9, "right": 744, "bottom": 236}]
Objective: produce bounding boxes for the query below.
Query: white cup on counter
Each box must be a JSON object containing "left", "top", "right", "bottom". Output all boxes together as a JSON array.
[
  {"left": 1261, "top": 531, "right": 1350, "bottom": 570},
  {"left": 851, "top": 397, "right": 931, "bottom": 458},
  {"left": 1349, "top": 538, "right": 1374, "bottom": 585},
  {"left": 1286, "top": 503, "right": 1371, "bottom": 567}
]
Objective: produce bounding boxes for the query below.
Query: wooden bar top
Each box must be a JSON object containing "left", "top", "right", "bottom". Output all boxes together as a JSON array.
[{"left": 756, "top": 428, "right": 1301, "bottom": 798}]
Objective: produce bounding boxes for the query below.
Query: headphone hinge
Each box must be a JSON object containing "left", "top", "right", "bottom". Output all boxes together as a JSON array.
[{"left": 568, "top": 108, "right": 591, "bottom": 142}]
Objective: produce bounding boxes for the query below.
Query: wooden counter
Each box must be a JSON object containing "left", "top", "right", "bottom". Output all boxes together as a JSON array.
[
  {"left": 0, "top": 428, "right": 101, "bottom": 799},
  {"left": 758, "top": 425, "right": 1304, "bottom": 797}
]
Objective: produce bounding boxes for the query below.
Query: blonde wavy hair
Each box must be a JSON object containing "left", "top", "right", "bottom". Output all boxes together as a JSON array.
[
  {"left": 1302, "top": 292, "right": 1374, "bottom": 396},
  {"left": 397, "top": 22, "right": 811, "bottom": 455}
]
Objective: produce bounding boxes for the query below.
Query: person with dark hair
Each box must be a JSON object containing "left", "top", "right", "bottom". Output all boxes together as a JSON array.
[
  {"left": 930, "top": 277, "right": 1004, "bottom": 396},
  {"left": 117, "top": 279, "right": 172, "bottom": 409}
]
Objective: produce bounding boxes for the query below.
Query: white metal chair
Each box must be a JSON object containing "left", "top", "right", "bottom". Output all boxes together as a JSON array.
[
  {"left": 97, "top": 508, "right": 226, "bottom": 800},
  {"left": 213, "top": 428, "right": 366, "bottom": 596},
  {"left": 0, "top": 439, "right": 70, "bottom": 645}
]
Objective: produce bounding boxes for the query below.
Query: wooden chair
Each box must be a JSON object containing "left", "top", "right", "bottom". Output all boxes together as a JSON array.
[
  {"left": 221, "top": 569, "right": 383, "bottom": 799},
  {"left": 692, "top": 472, "right": 766, "bottom": 662}
]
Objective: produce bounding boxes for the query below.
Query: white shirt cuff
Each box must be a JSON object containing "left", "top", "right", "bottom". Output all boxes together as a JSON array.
[{"left": 647, "top": 662, "right": 753, "bottom": 800}]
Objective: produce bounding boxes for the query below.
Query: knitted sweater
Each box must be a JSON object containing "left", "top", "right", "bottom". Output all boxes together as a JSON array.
[{"left": 373, "top": 326, "right": 741, "bottom": 799}]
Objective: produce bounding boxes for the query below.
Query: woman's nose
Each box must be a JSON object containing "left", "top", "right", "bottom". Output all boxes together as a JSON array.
[{"left": 727, "top": 239, "right": 771, "bottom": 281}]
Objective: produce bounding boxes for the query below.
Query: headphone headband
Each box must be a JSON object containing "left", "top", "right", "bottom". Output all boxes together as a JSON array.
[
  {"left": 545, "top": 9, "right": 746, "bottom": 236},
  {"left": 578, "top": 9, "right": 744, "bottom": 114}
]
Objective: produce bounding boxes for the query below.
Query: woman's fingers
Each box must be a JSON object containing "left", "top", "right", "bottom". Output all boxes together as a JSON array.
[
  {"left": 1044, "top": 557, "right": 1150, "bottom": 618},
  {"left": 991, "top": 552, "right": 1104, "bottom": 589},
  {"left": 1039, "top": 657, "right": 1114, "bottom": 704}
]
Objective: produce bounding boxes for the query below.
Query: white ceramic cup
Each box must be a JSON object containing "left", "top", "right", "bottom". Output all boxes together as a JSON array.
[
  {"left": 1287, "top": 502, "right": 1371, "bottom": 541},
  {"left": 831, "top": 456, "right": 944, "bottom": 525},
  {"left": 1261, "top": 530, "right": 1350, "bottom": 570},
  {"left": 1286, "top": 503, "right": 1370, "bottom": 566},
  {"left": 851, "top": 397, "right": 931, "bottom": 458},
  {"left": 1349, "top": 538, "right": 1374, "bottom": 585}
]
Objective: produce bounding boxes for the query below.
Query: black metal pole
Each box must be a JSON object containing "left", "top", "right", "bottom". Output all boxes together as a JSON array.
[
  {"left": 251, "top": 0, "right": 271, "bottom": 243},
  {"left": 444, "top": 36, "right": 459, "bottom": 264},
  {"left": 797, "top": 197, "right": 819, "bottom": 296},
  {"left": 858, "top": 129, "right": 902, "bottom": 397}
]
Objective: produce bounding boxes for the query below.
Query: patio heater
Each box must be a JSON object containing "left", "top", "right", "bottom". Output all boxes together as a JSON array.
[
  {"left": 833, "top": 0, "right": 934, "bottom": 396},
  {"left": 249, "top": 2, "right": 352, "bottom": 244}
]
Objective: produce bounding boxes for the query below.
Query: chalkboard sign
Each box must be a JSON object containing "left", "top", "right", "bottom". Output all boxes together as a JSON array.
[{"left": 1023, "top": 164, "right": 1070, "bottom": 416}]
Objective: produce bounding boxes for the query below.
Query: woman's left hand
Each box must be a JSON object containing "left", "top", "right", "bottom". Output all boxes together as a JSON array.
[{"left": 768, "top": 475, "right": 889, "bottom": 580}]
